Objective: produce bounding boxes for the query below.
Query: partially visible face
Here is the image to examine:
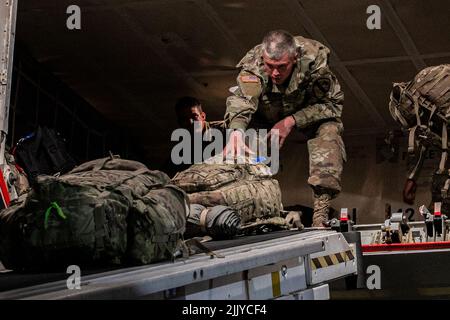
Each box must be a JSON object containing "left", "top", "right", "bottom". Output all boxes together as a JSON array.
[
  {"left": 177, "top": 106, "right": 206, "bottom": 132},
  {"left": 263, "top": 52, "right": 296, "bottom": 85}
]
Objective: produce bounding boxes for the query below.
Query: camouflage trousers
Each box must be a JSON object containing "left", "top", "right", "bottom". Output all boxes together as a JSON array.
[
  {"left": 305, "top": 120, "right": 346, "bottom": 197},
  {"left": 248, "top": 118, "right": 346, "bottom": 197}
]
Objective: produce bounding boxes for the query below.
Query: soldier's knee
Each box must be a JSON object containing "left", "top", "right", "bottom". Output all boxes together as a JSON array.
[
  {"left": 312, "top": 121, "right": 346, "bottom": 162},
  {"left": 317, "top": 121, "right": 343, "bottom": 138}
]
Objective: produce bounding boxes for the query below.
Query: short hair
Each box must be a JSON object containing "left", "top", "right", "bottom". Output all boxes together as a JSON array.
[
  {"left": 175, "top": 96, "right": 202, "bottom": 115},
  {"left": 262, "top": 30, "right": 296, "bottom": 60}
]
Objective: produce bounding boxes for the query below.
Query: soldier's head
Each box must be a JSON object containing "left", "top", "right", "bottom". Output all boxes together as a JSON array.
[
  {"left": 262, "top": 30, "right": 297, "bottom": 85},
  {"left": 175, "top": 96, "right": 206, "bottom": 132}
]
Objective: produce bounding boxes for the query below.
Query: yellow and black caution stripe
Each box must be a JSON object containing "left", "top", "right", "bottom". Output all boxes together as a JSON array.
[
  {"left": 310, "top": 250, "right": 355, "bottom": 270},
  {"left": 271, "top": 271, "right": 281, "bottom": 298}
]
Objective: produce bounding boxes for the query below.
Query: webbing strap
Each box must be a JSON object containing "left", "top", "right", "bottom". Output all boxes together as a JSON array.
[
  {"left": 93, "top": 157, "right": 111, "bottom": 171},
  {"left": 408, "top": 126, "right": 418, "bottom": 153},
  {"left": 438, "top": 124, "right": 448, "bottom": 173},
  {"left": 441, "top": 178, "right": 450, "bottom": 200},
  {"left": 436, "top": 82, "right": 450, "bottom": 101},
  {"left": 199, "top": 208, "right": 210, "bottom": 233},
  {"left": 107, "top": 168, "right": 154, "bottom": 190},
  {"left": 428, "top": 104, "right": 438, "bottom": 123},
  {"left": 184, "top": 237, "right": 224, "bottom": 259},
  {"left": 414, "top": 98, "right": 422, "bottom": 127},
  {"left": 407, "top": 145, "right": 426, "bottom": 180},
  {"left": 394, "top": 105, "right": 409, "bottom": 128}
]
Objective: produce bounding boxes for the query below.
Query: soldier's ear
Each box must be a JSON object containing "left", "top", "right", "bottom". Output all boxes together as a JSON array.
[{"left": 200, "top": 111, "right": 206, "bottom": 120}]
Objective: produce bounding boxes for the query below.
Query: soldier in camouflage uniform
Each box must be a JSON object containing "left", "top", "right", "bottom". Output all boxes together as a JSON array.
[
  {"left": 175, "top": 96, "right": 225, "bottom": 134},
  {"left": 224, "top": 30, "right": 346, "bottom": 227},
  {"left": 163, "top": 96, "right": 225, "bottom": 177}
]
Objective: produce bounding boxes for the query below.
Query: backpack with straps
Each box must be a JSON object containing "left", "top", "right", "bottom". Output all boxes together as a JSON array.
[
  {"left": 13, "top": 126, "right": 77, "bottom": 185},
  {"left": 0, "top": 156, "right": 188, "bottom": 271},
  {"left": 389, "top": 64, "right": 450, "bottom": 177},
  {"left": 171, "top": 161, "right": 282, "bottom": 224}
]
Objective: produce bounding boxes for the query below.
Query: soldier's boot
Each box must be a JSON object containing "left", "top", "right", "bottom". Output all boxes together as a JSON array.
[{"left": 312, "top": 193, "right": 332, "bottom": 227}]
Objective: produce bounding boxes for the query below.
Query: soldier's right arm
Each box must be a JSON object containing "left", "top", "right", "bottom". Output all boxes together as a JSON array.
[{"left": 224, "top": 71, "right": 263, "bottom": 130}]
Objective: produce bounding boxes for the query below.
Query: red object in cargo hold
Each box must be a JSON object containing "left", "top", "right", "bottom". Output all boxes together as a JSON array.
[{"left": 362, "top": 241, "right": 450, "bottom": 253}]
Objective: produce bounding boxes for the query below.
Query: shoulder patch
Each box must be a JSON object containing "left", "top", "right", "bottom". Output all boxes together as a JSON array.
[
  {"left": 312, "top": 77, "right": 331, "bottom": 98},
  {"left": 240, "top": 75, "right": 260, "bottom": 83}
]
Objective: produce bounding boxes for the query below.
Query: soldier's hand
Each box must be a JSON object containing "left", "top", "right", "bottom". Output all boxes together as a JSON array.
[
  {"left": 268, "top": 116, "right": 296, "bottom": 149},
  {"left": 223, "top": 130, "right": 255, "bottom": 159},
  {"left": 403, "top": 179, "right": 417, "bottom": 204}
]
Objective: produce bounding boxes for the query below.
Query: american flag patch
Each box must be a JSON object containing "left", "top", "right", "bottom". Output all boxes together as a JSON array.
[{"left": 240, "top": 75, "right": 259, "bottom": 83}]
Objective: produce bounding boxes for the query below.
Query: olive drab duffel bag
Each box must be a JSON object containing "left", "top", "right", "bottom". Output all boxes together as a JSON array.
[
  {"left": 171, "top": 161, "right": 282, "bottom": 224},
  {"left": 0, "top": 156, "right": 188, "bottom": 271}
]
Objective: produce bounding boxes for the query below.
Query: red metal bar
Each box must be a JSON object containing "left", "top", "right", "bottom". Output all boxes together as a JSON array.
[{"left": 362, "top": 241, "right": 450, "bottom": 253}]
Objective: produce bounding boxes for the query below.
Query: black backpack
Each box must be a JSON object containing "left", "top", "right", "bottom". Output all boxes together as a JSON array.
[{"left": 14, "top": 126, "right": 77, "bottom": 184}]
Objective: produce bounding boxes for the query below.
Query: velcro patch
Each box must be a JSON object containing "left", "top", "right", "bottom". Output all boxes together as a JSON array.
[{"left": 240, "top": 75, "right": 259, "bottom": 83}]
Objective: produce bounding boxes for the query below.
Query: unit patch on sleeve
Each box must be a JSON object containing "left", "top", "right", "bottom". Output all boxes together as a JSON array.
[{"left": 240, "top": 75, "right": 260, "bottom": 83}]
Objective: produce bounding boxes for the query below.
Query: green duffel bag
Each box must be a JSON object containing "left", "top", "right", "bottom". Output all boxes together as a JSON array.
[
  {"left": 127, "top": 184, "right": 188, "bottom": 265},
  {"left": 0, "top": 156, "right": 187, "bottom": 271}
]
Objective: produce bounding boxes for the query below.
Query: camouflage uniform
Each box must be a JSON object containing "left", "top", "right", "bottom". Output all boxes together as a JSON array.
[
  {"left": 163, "top": 120, "right": 226, "bottom": 178},
  {"left": 224, "top": 36, "right": 346, "bottom": 226},
  {"left": 203, "top": 120, "right": 226, "bottom": 141}
]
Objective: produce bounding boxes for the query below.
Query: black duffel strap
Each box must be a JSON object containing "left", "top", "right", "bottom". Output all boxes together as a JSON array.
[{"left": 184, "top": 237, "right": 224, "bottom": 259}]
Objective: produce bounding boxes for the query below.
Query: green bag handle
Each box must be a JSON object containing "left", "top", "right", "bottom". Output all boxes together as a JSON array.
[{"left": 44, "top": 202, "right": 67, "bottom": 230}]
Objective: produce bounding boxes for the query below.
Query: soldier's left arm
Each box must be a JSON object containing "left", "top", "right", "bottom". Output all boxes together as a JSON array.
[{"left": 292, "top": 67, "right": 344, "bottom": 129}]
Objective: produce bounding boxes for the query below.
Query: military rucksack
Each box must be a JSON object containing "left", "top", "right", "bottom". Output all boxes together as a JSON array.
[
  {"left": 171, "top": 162, "right": 282, "bottom": 224},
  {"left": 389, "top": 64, "right": 450, "bottom": 176},
  {"left": 0, "top": 156, "right": 188, "bottom": 271},
  {"left": 13, "top": 126, "right": 77, "bottom": 185}
]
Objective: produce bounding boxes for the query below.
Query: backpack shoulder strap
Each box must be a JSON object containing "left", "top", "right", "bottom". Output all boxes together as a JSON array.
[
  {"left": 438, "top": 123, "right": 448, "bottom": 174},
  {"left": 407, "top": 144, "right": 426, "bottom": 180}
]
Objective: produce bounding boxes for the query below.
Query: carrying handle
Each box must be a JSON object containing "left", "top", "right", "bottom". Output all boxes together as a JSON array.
[{"left": 44, "top": 201, "right": 67, "bottom": 230}]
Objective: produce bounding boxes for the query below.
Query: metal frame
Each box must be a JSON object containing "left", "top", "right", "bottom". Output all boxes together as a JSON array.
[
  {"left": 0, "top": 230, "right": 358, "bottom": 300},
  {"left": 0, "top": 0, "right": 17, "bottom": 164},
  {"left": 354, "top": 221, "right": 450, "bottom": 245},
  {"left": 307, "top": 232, "right": 358, "bottom": 285}
]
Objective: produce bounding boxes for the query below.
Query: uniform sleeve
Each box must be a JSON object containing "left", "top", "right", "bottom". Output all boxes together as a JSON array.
[
  {"left": 224, "top": 70, "right": 263, "bottom": 130},
  {"left": 292, "top": 67, "right": 344, "bottom": 129}
]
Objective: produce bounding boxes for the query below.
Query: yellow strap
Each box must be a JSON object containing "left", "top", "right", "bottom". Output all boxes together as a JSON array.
[{"left": 271, "top": 272, "right": 281, "bottom": 298}]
